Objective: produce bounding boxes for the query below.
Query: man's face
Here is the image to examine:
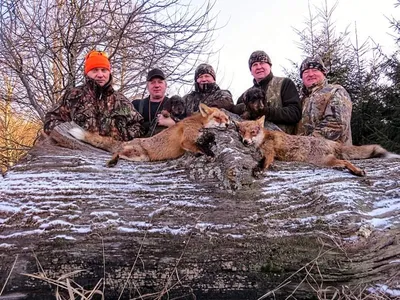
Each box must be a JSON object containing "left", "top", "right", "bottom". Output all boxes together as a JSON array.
[
  {"left": 147, "top": 77, "right": 167, "bottom": 101},
  {"left": 250, "top": 61, "right": 271, "bottom": 82},
  {"left": 196, "top": 73, "right": 215, "bottom": 84},
  {"left": 302, "top": 68, "right": 325, "bottom": 88},
  {"left": 86, "top": 68, "right": 111, "bottom": 87}
]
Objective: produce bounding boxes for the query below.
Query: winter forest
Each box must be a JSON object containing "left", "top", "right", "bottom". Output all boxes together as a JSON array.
[{"left": 0, "top": 0, "right": 400, "bottom": 172}]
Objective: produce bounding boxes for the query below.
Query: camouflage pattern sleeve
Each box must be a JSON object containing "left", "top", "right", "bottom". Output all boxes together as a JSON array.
[
  {"left": 313, "top": 86, "right": 352, "bottom": 143},
  {"left": 182, "top": 93, "right": 196, "bottom": 117},
  {"left": 230, "top": 103, "right": 246, "bottom": 115},
  {"left": 43, "top": 89, "right": 80, "bottom": 134},
  {"left": 215, "top": 90, "right": 234, "bottom": 111},
  {"left": 236, "top": 92, "right": 245, "bottom": 105},
  {"left": 117, "top": 95, "right": 144, "bottom": 140}
]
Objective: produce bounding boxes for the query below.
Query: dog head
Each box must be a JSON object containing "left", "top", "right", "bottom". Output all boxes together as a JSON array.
[
  {"left": 243, "top": 87, "right": 266, "bottom": 118},
  {"left": 163, "top": 95, "right": 185, "bottom": 121}
]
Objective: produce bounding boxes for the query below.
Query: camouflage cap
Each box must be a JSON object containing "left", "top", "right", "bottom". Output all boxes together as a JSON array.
[
  {"left": 300, "top": 56, "right": 328, "bottom": 78},
  {"left": 248, "top": 50, "right": 272, "bottom": 69},
  {"left": 194, "top": 63, "right": 216, "bottom": 81}
]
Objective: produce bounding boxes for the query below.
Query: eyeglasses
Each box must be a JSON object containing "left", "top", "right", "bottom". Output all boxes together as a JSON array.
[{"left": 85, "top": 50, "right": 109, "bottom": 60}]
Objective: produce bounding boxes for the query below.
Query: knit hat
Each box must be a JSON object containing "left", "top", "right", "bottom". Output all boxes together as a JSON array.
[
  {"left": 84, "top": 50, "right": 111, "bottom": 74},
  {"left": 299, "top": 56, "right": 328, "bottom": 78},
  {"left": 194, "top": 63, "right": 216, "bottom": 82},
  {"left": 248, "top": 50, "right": 272, "bottom": 69},
  {"left": 147, "top": 68, "right": 166, "bottom": 81}
]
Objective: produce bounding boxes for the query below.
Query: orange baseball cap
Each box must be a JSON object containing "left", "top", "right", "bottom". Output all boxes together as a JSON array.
[{"left": 84, "top": 50, "right": 111, "bottom": 74}]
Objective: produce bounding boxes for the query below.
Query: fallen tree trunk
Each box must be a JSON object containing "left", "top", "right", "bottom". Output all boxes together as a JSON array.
[{"left": 0, "top": 122, "right": 399, "bottom": 299}]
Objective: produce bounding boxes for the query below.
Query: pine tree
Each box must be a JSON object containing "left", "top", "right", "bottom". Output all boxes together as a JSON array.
[{"left": 287, "top": 0, "right": 400, "bottom": 152}]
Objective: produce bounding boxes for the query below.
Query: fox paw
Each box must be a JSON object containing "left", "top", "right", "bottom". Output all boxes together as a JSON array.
[
  {"left": 354, "top": 169, "right": 366, "bottom": 177},
  {"left": 252, "top": 166, "right": 264, "bottom": 178},
  {"left": 106, "top": 155, "right": 120, "bottom": 168},
  {"left": 198, "top": 131, "right": 216, "bottom": 146}
]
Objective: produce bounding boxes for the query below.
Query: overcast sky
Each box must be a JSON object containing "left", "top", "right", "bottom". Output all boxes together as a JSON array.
[{"left": 186, "top": 0, "right": 398, "bottom": 101}]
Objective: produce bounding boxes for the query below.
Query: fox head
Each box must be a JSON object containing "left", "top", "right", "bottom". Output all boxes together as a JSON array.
[
  {"left": 199, "top": 103, "right": 230, "bottom": 129},
  {"left": 234, "top": 115, "right": 265, "bottom": 147}
]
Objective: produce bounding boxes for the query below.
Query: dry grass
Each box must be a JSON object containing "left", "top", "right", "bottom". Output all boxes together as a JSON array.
[
  {"left": 257, "top": 236, "right": 399, "bottom": 300},
  {"left": 21, "top": 252, "right": 104, "bottom": 300},
  {"left": 2, "top": 230, "right": 398, "bottom": 299},
  {"left": 15, "top": 227, "right": 196, "bottom": 300},
  {"left": 23, "top": 270, "right": 104, "bottom": 300},
  {"left": 0, "top": 254, "right": 18, "bottom": 296}
]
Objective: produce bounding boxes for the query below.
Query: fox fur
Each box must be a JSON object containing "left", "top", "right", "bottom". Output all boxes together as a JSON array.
[
  {"left": 234, "top": 116, "right": 399, "bottom": 177},
  {"left": 69, "top": 103, "right": 230, "bottom": 167}
]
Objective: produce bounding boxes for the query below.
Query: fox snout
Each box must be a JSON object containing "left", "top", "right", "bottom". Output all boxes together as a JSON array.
[
  {"left": 242, "top": 138, "right": 253, "bottom": 146},
  {"left": 218, "top": 117, "right": 230, "bottom": 129}
]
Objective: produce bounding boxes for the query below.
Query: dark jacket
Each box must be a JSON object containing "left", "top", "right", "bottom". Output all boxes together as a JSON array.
[
  {"left": 183, "top": 83, "right": 234, "bottom": 116},
  {"left": 132, "top": 96, "right": 169, "bottom": 137},
  {"left": 44, "top": 76, "right": 143, "bottom": 141}
]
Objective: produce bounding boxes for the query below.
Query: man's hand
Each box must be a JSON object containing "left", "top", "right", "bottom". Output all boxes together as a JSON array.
[{"left": 157, "top": 114, "right": 176, "bottom": 127}]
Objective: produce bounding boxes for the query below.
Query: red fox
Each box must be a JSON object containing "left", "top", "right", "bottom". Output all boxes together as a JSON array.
[
  {"left": 69, "top": 103, "right": 230, "bottom": 166},
  {"left": 234, "top": 116, "right": 399, "bottom": 177}
]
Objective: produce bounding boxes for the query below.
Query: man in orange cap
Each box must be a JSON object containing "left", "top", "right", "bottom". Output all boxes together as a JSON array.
[{"left": 44, "top": 50, "right": 143, "bottom": 141}]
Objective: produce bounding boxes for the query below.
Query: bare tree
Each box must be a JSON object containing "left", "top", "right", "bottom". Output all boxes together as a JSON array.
[
  {"left": 0, "top": 73, "right": 41, "bottom": 172},
  {"left": 0, "top": 0, "right": 219, "bottom": 121}
]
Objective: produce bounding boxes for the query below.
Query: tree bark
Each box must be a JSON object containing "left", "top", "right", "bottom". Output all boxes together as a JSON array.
[{"left": 0, "top": 123, "right": 399, "bottom": 299}]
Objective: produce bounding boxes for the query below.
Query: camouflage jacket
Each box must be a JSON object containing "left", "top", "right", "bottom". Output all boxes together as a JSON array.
[
  {"left": 296, "top": 79, "right": 353, "bottom": 145},
  {"left": 44, "top": 76, "right": 143, "bottom": 141},
  {"left": 237, "top": 73, "right": 301, "bottom": 134},
  {"left": 183, "top": 83, "right": 234, "bottom": 116}
]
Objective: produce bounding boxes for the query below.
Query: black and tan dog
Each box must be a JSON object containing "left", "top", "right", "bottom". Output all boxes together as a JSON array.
[{"left": 161, "top": 95, "right": 186, "bottom": 122}]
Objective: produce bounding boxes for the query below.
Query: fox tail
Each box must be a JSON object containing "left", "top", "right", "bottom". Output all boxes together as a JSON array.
[
  {"left": 69, "top": 127, "right": 121, "bottom": 153},
  {"left": 341, "top": 144, "right": 400, "bottom": 160}
]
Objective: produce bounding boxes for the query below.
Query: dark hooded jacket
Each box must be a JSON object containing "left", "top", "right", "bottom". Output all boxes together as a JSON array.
[{"left": 183, "top": 82, "right": 234, "bottom": 116}]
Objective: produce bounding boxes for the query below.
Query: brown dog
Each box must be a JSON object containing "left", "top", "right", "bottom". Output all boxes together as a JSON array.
[{"left": 234, "top": 116, "right": 399, "bottom": 177}]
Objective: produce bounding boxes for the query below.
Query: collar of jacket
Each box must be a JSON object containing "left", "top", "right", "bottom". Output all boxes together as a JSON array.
[
  {"left": 85, "top": 75, "right": 114, "bottom": 96},
  {"left": 194, "top": 82, "right": 220, "bottom": 93},
  {"left": 253, "top": 72, "right": 274, "bottom": 89},
  {"left": 301, "top": 78, "right": 328, "bottom": 97}
]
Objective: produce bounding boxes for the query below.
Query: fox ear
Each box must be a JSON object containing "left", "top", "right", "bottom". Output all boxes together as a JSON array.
[
  {"left": 199, "top": 103, "right": 211, "bottom": 116},
  {"left": 231, "top": 119, "right": 240, "bottom": 130},
  {"left": 257, "top": 115, "right": 265, "bottom": 127}
]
